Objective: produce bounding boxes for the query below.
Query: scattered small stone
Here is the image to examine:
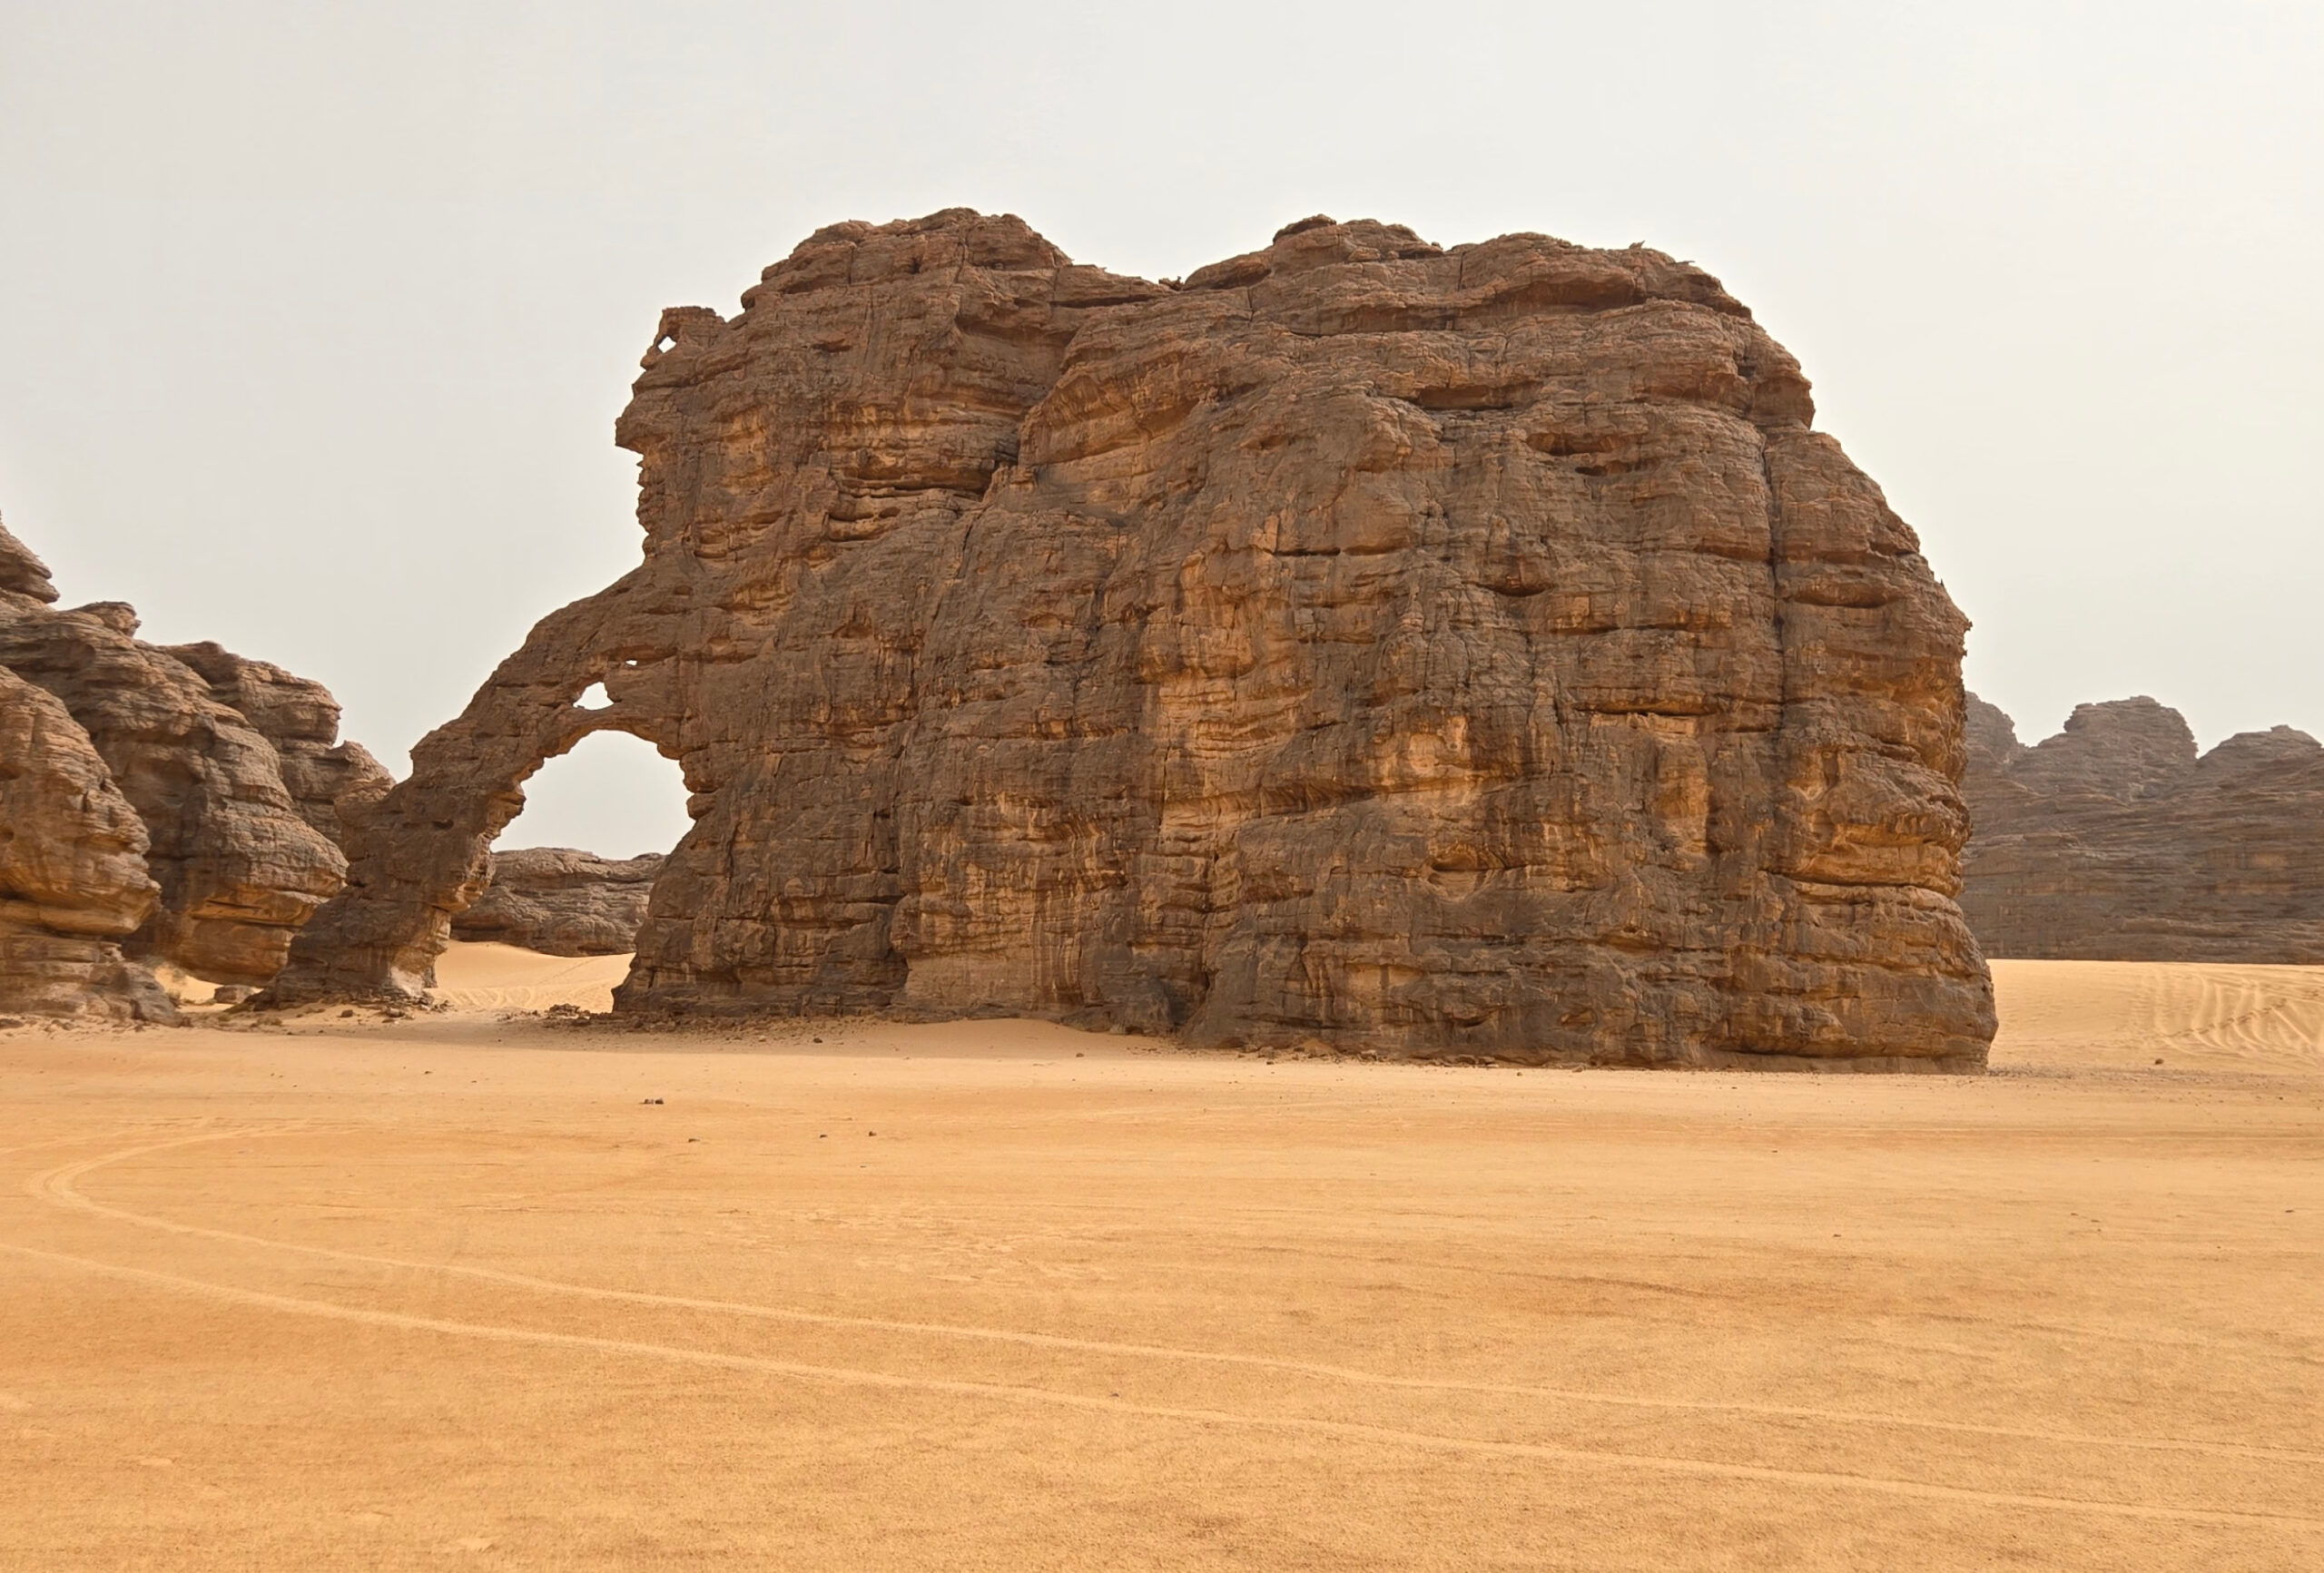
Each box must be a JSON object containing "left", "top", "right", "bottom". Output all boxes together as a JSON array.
[{"left": 642, "top": 1097, "right": 664, "bottom": 1105}]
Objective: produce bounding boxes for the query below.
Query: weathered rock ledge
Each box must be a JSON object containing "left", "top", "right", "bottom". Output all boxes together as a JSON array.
[{"left": 268, "top": 210, "right": 1994, "bottom": 1067}]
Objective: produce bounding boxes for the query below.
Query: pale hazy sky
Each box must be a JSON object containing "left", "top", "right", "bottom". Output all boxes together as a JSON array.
[{"left": 4, "top": 2, "right": 2318, "bottom": 856}]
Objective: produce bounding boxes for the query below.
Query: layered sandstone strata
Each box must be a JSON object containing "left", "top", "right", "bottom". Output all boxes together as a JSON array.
[
  {"left": 1961, "top": 695, "right": 2324, "bottom": 959},
  {"left": 272, "top": 211, "right": 1993, "bottom": 1067},
  {"left": 162, "top": 642, "right": 393, "bottom": 846},
  {"left": 451, "top": 848, "right": 664, "bottom": 956},
  {"left": 0, "top": 666, "right": 178, "bottom": 1021},
  {"left": 0, "top": 521, "right": 360, "bottom": 989}
]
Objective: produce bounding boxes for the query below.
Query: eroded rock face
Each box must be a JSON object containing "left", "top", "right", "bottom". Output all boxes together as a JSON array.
[
  {"left": 0, "top": 526, "right": 354, "bottom": 987},
  {"left": 162, "top": 642, "right": 394, "bottom": 847},
  {"left": 0, "top": 665, "right": 177, "bottom": 1020},
  {"left": 451, "top": 848, "right": 664, "bottom": 956},
  {"left": 0, "top": 521, "right": 57, "bottom": 603},
  {"left": 273, "top": 210, "right": 1992, "bottom": 1067},
  {"left": 1961, "top": 694, "right": 2324, "bottom": 959}
]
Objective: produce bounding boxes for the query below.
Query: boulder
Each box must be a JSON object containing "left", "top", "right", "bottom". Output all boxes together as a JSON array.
[
  {"left": 0, "top": 665, "right": 177, "bottom": 1020},
  {"left": 1960, "top": 694, "right": 2324, "bottom": 959},
  {"left": 271, "top": 211, "right": 1993, "bottom": 1068},
  {"left": 451, "top": 847, "right": 664, "bottom": 955}
]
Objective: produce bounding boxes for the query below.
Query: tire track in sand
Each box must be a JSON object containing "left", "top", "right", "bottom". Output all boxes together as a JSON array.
[
  {"left": 27, "top": 1130, "right": 2324, "bottom": 1476},
  {"left": 6, "top": 1237, "right": 2319, "bottom": 1533}
]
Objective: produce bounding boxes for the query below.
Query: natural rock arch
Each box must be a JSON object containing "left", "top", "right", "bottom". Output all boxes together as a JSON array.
[
  {"left": 271, "top": 581, "right": 696, "bottom": 1000},
  {"left": 270, "top": 210, "right": 1995, "bottom": 1068}
]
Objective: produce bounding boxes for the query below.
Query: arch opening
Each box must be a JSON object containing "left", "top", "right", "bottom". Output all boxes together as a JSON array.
[
  {"left": 435, "top": 732, "right": 694, "bottom": 1008},
  {"left": 497, "top": 728, "right": 690, "bottom": 862}
]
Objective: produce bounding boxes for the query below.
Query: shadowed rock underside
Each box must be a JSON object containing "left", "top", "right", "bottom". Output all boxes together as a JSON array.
[{"left": 271, "top": 211, "right": 1994, "bottom": 1067}]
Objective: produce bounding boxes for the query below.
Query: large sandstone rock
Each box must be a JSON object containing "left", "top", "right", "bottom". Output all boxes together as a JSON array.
[
  {"left": 451, "top": 848, "right": 664, "bottom": 955},
  {"left": 1960, "top": 694, "right": 2324, "bottom": 959},
  {"left": 272, "top": 210, "right": 1993, "bottom": 1068},
  {"left": 0, "top": 665, "right": 177, "bottom": 1021},
  {"left": 0, "top": 526, "right": 354, "bottom": 986}
]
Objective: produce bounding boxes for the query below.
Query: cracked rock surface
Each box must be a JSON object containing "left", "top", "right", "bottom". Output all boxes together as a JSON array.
[{"left": 272, "top": 211, "right": 1993, "bottom": 1067}]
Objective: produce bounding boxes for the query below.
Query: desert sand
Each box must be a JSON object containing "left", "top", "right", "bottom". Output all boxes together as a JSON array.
[{"left": 2, "top": 949, "right": 2318, "bottom": 1570}]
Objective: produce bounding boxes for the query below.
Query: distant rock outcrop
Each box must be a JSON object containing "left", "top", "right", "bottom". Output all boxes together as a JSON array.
[
  {"left": 451, "top": 848, "right": 664, "bottom": 955},
  {"left": 1960, "top": 694, "right": 2324, "bottom": 960},
  {"left": 271, "top": 211, "right": 1992, "bottom": 1068},
  {"left": 0, "top": 516, "right": 380, "bottom": 1005}
]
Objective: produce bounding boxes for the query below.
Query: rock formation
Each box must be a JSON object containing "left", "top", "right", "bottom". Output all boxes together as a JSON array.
[
  {"left": 0, "top": 665, "right": 178, "bottom": 1021},
  {"left": 1960, "top": 694, "right": 2324, "bottom": 959},
  {"left": 0, "top": 518, "right": 369, "bottom": 996},
  {"left": 161, "top": 642, "right": 394, "bottom": 847},
  {"left": 451, "top": 848, "right": 664, "bottom": 955},
  {"left": 271, "top": 210, "right": 1993, "bottom": 1068}
]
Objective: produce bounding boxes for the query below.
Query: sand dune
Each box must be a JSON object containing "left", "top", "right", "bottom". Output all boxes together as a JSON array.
[
  {"left": 426, "top": 941, "right": 635, "bottom": 1014},
  {"left": 1, "top": 955, "right": 2317, "bottom": 1570}
]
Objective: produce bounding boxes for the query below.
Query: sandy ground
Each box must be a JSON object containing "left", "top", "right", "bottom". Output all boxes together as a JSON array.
[{"left": 1, "top": 951, "right": 2318, "bottom": 1570}]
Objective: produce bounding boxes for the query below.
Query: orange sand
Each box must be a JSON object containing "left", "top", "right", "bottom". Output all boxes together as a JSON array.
[{"left": 1, "top": 949, "right": 2318, "bottom": 1569}]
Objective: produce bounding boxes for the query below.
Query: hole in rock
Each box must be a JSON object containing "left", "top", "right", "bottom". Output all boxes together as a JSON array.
[
  {"left": 575, "top": 681, "right": 612, "bottom": 710},
  {"left": 655, "top": 334, "right": 675, "bottom": 352},
  {"left": 496, "top": 730, "right": 692, "bottom": 862}
]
